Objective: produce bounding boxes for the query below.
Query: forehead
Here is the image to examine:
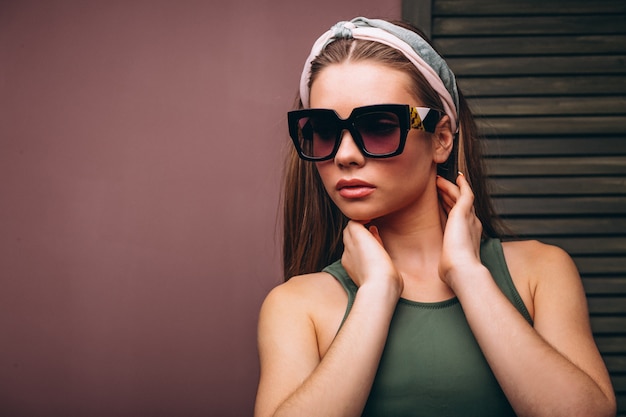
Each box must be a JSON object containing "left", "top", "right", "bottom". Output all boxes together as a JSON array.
[{"left": 309, "top": 61, "right": 417, "bottom": 117}]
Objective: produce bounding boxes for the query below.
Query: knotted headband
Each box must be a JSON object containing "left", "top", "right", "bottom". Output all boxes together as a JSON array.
[{"left": 299, "top": 17, "right": 459, "bottom": 132}]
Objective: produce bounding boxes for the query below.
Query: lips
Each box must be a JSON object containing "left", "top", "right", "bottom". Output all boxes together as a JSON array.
[{"left": 336, "top": 179, "right": 376, "bottom": 199}]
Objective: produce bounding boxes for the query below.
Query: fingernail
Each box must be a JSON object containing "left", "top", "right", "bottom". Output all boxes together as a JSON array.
[{"left": 458, "top": 171, "right": 464, "bottom": 176}]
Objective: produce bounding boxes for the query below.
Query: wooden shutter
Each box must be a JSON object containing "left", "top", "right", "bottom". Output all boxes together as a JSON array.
[{"left": 404, "top": 0, "right": 626, "bottom": 413}]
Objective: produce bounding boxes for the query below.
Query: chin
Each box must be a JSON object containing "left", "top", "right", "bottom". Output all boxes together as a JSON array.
[
  {"left": 333, "top": 200, "right": 385, "bottom": 223},
  {"left": 348, "top": 216, "right": 373, "bottom": 224},
  {"left": 342, "top": 209, "right": 382, "bottom": 223}
]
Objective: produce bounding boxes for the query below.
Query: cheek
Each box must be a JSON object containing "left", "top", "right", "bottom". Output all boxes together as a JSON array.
[
  {"left": 314, "top": 163, "right": 336, "bottom": 193},
  {"left": 400, "top": 136, "right": 436, "bottom": 170},
  {"left": 387, "top": 159, "right": 431, "bottom": 190}
]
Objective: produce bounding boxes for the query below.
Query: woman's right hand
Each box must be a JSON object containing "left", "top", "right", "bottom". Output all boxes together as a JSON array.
[{"left": 341, "top": 220, "right": 404, "bottom": 297}]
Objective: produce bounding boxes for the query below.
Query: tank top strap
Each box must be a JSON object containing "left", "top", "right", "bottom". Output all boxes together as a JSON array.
[
  {"left": 323, "top": 238, "right": 533, "bottom": 325},
  {"left": 480, "top": 238, "right": 533, "bottom": 325},
  {"left": 323, "top": 260, "right": 357, "bottom": 326}
]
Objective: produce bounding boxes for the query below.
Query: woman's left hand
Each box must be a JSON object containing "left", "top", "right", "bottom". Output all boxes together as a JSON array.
[{"left": 436, "top": 173, "right": 484, "bottom": 289}]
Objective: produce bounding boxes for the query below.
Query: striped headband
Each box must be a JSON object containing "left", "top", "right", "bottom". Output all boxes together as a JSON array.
[{"left": 299, "top": 17, "right": 459, "bottom": 132}]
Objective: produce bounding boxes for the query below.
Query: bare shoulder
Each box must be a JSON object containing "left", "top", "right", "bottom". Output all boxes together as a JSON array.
[
  {"left": 502, "top": 239, "right": 579, "bottom": 283},
  {"left": 261, "top": 271, "right": 347, "bottom": 317},
  {"left": 501, "top": 239, "right": 582, "bottom": 318},
  {"left": 502, "top": 239, "right": 572, "bottom": 262},
  {"left": 259, "top": 270, "right": 348, "bottom": 356}
]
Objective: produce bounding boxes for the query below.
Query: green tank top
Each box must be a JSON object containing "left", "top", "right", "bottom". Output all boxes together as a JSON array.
[{"left": 323, "top": 238, "right": 533, "bottom": 417}]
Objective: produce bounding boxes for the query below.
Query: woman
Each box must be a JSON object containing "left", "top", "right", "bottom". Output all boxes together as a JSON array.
[{"left": 255, "top": 17, "right": 615, "bottom": 417}]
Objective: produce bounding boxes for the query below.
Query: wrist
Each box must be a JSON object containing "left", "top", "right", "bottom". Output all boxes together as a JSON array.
[
  {"left": 443, "top": 262, "right": 489, "bottom": 293},
  {"left": 358, "top": 278, "right": 403, "bottom": 305}
]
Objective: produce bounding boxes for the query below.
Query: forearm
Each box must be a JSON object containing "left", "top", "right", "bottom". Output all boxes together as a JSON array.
[
  {"left": 452, "top": 265, "right": 614, "bottom": 417},
  {"left": 272, "top": 284, "right": 398, "bottom": 417}
]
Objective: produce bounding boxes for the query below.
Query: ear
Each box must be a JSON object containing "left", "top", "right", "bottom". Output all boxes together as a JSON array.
[{"left": 432, "top": 114, "right": 454, "bottom": 164}]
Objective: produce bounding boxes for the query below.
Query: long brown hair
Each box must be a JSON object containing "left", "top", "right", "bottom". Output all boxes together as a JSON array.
[{"left": 282, "top": 22, "right": 504, "bottom": 280}]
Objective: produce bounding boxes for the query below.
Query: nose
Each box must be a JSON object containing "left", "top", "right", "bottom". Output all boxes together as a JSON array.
[{"left": 334, "top": 129, "right": 365, "bottom": 167}]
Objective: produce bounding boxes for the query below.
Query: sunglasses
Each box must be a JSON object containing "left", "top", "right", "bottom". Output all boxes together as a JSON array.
[{"left": 288, "top": 104, "right": 441, "bottom": 161}]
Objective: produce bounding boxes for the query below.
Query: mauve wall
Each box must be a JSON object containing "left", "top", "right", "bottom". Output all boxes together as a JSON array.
[{"left": 0, "top": 1, "right": 400, "bottom": 416}]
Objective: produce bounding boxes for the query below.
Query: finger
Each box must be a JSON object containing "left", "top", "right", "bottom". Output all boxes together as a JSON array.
[
  {"left": 438, "top": 193, "right": 454, "bottom": 214},
  {"left": 456, "top": 172, "right": 476, "bottom": 200},
  {"left": 343, "top": 220, "right": 361, "bottom": 245},
  {"left": 346, "top": 219, "right": 368, "bottom": 231},
  {"left": 368, "top": 225, "right": 385, "bottom": 246},
  {"left": 436, "top": 176, "right": 459, "bottom": 213},
  {"left": 345, "top": 221, "right": 381, "bottom": 249},
  {"left": 437, "top": 175, "right": 461, "bottom": 200},
  {"left": 437, "top": 187, "right": 456, "bottom": 205},
  {"left": 454, "top": 172, "right": 476, "bottom": 212}
]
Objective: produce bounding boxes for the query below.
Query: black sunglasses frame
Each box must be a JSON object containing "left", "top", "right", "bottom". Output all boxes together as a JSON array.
[{"left": 288, "top": 104, "right": 441, "bottom": 162}]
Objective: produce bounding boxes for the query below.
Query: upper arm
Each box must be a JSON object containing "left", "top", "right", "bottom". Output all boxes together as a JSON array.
[
  {"left": 519, "top": 241, "right": 614, "bottom": 402},
  {"left": 254, "top": 279, "right": 321, "bottom": 417}
]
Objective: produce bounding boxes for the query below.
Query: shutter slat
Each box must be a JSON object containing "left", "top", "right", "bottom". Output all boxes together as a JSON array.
[
  {"left": 491, "top": 177, "right": 626, "bottom": 196},
  {"left": 434, "top": 0, "right": 626, "bottom": 16},
  {"left": 478, "top": 116, "right": 626, "bottom": 136},
  {"left": 471, "top": 96, "right": 626, "bottom": 116},
  {"left": 504, "top": 218, "right": 626, "bottom": 236},
  {"left": 583, "top": 278, "right": 626, "bottom": 295},
  {"left": 538, "top": 237, "right": 626, "bottom": 256},
  {"left": 604, "top": 357, "right": 626, "bottom": 373},
  {"left": 494, "top": 196, "right": 626, "bottom": 215},
  {"left": 596, "top": 336, "right": 626, "bottom": 353},
  {"left": 448, "top": 56, "right": 626, "bottom": 76},
  {"left": 588, "top": 297, "right": 626, "bottom": 314},
  {"left": 486, "top": 156, "right": 626, "bottom": 176},
  {"left": 617, "top": 393, "right": 626, "bottom": 416},
  {"left": 459, "top": 75, "right": 626, "bottom": 97},
  {"left": 434, "top": 15, "right": 626, "bottom": 36},
  {"left": 574, "top": 257, "right": 626, "bottom": 275},
  {"left": 590, "top": 317, "right": 626, "bottom": 334},
  {"left": 612, "top": 375, "right": 626, "bottom": 394},
  {"left": 484, "top": 138, "right": 626, "bottom": 157},
  {"left": 435, "top": 35, "right": 626, "bottom": 56}
]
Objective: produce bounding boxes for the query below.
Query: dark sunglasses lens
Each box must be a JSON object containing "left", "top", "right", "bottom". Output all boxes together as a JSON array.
[
  {"left": 354, "top": 111, "right": 402, "bottom": 155},
  {"left": 297, "top": 114, "right": 338, "bottom": 159}
]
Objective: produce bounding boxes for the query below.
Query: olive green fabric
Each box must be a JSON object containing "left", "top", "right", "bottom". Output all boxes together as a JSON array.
[{"left": 322, "top": 238, "right": 532, "bottom": 416}]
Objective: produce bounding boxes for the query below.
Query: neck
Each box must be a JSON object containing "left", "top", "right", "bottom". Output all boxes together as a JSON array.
[
  {"left": 373, "top": 204, "right": 444, "bottom": 268},
  {"left": 370, "top": 191, "right": 453, "bottom": 301}
]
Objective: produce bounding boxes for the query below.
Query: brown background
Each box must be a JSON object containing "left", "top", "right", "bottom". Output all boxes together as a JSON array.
[{"left": 0, "top": 1, "right": 400, "bottom": 416}]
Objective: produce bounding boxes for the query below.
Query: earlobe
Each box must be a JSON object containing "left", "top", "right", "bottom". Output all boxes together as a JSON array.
[{"left": 433, "top": 115, "right": 454, "bottom": 163}]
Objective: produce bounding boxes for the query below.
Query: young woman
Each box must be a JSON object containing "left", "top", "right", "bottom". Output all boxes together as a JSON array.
[{"left": 255, "top": 17, "right": 616, "bottom": 417}]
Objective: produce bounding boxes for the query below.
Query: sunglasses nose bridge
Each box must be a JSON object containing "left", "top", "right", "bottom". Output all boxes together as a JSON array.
[
  {"left": 335, "top": 118, "right": 360, "bottom": 145},
  {"left": 333, "top": 122, "right": 365, "bottom": 162},
  {"left": 333, "top": 115, "right": 353, "bottom": 141}
]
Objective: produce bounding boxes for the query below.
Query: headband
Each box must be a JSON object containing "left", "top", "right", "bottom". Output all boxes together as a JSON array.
[{"left": 299, "top": 17, "right": 459, "bottom": 132}]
